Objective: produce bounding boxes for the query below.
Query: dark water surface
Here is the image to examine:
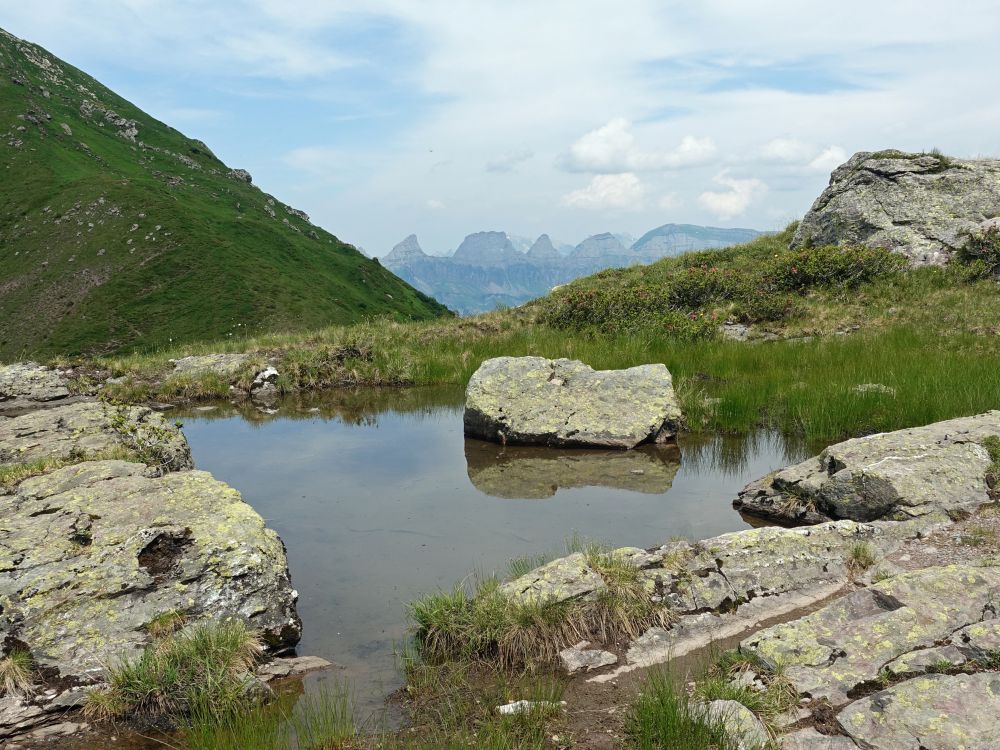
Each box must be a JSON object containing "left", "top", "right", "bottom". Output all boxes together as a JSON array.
[{"left": 164, "top": 386, "right": 806, "bottom": 716}]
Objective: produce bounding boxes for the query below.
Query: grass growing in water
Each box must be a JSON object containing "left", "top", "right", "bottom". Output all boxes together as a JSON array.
[
  {"left": 85, "top": 620, "right": 264, "bottom": 723},
  {"left": 410, "top": 545, "right": 669, "bottom": 670}
]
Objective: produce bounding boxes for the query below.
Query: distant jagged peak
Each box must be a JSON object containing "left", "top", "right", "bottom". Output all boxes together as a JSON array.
[
  {"left": 384, "top": 234, "right": 428, "bottom": 264},
  {"left": 453, "top": 230, "right": 520, "bottom": 263},
  {"left": 526, "top": 233, "right": 560, "bottom": 260},
  {"left": 572, "top": 232, "right": 629, "bottom": 259}
]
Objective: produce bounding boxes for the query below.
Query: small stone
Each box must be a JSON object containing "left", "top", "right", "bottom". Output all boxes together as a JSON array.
[{"left": 559, "top": 641, "right": 618, "bottom": 674}]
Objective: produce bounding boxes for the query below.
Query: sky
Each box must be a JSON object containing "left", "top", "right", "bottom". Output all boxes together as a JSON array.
[{"left": 3, "top": 1, "right": 999, "bottom": 255}]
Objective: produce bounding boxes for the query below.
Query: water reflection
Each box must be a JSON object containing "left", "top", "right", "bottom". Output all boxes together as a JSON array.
[{"left": 465, "top": 439, "right": 681, "bottom": 499}]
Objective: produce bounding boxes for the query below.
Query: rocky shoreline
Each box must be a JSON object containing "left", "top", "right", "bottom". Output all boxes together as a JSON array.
[
  {"left": 0, "top": 363, "right": 313, "bottom": 745},
  {"left": 494, "top": 409, "right": 1000, "bottom": 749}
]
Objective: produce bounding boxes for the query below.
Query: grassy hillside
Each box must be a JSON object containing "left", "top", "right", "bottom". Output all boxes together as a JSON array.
[
  {"left": 85, "top": 225, "right": 1000, "bottom": 448},
  {"left": 0, "top": 28, "right": 449, "bottom": 359}
]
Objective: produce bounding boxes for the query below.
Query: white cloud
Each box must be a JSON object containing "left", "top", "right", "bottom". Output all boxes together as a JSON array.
[
  {"left": 485, "top": 149, "right": 533, "bottom": 173},
  {"left": 426, "top": 199, "right": 446, "bottom": 210},
  {"left": 659, "top": 193, "right": 682, "bottom": 210},
  {"left": 562, "top": 118, "right": 716, "bottom": 173},
  {"left": 698, "top": 172, "right": 767, "bottom": 219},
  {"left": 760, "top": 137, "right": 817, "bottom": 163},
  {"left": 809, "top": 146, "right": 849, "bottom": 171},
  {"left": 561, "top": 173, "right": 645, "bottom": 211}
]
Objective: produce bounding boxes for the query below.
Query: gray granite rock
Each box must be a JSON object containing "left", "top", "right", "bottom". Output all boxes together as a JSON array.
[
  {"left": 837, "top": 672, "right": 1000, "bottom": 749},
  {"left": 792, "top": 150, "right": 1000, "bottom": 265},
  {"left": 0, "top": 363, "right": 73, "bottom": 416},
  {"left": 734, "top": 411, "right": 1000, "bottom": 523},
  {"left": 0, "top": 460, "right": 301, "bottom": 684},
  {"left": 464, "top": 356, "right": 682, "bottom": 449},
  {"left": 0, "top": 401, "right": 192, "bottom": 471}
]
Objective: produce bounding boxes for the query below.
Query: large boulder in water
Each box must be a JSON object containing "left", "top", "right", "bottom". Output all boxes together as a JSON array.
[
  {"left": 734, "top": 411, "right": 1000, "bottom": 524},
  {"left": 0, "top": 460, "right": 301, "bottom": 683},
  {"left": 792, "top": 150, "right": 1000, "bottom": 265},
  {"left": 464, "top": 356, "right": 682, "bottom": 449}
]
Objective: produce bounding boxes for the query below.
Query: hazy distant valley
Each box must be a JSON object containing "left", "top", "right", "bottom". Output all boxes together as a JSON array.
[{"left": 381, "top": 224, "right": 762, "bottom": 314}]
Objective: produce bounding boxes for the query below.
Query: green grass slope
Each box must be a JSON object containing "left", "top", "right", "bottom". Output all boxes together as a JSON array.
[{"left": 0, "top": 28, "right": 449, "bottom": 359}]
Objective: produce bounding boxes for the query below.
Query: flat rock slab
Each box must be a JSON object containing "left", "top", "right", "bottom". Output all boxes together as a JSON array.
[
  {"left": 170, "top": 353, "right": 251, "bottom": 378},
  {"left": 559, "top": 641, "right": 618, "bottom": 673},
  {"left": 0, "top": 460, "right": 301, "bottom": 681},
  {"left": 0, "top": 401, "right": 192, "bottom": 471},
  {"left": 780, "top": 728, "right": 857, "bottom": 749},
  {"left": 838, "top": 672, "right": 1000, "bottom": 749},
  {"left": 735, "top": 411, "right": 1000, "bottom": 523},
  {"left": 464, "top": 356, "right": 682, "bottom": 449},
  {"left": 742, "top": 565, "right": 1000, "bottom": 704},
  {"left": 792, "top": 150, "right": 1000, "bottom": 265},
  {"left": 0, "top": 363, "right": 73, "bottom": 416}
]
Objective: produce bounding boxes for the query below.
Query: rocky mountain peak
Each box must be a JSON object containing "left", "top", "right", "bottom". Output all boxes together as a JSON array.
[
  {"left": 572, "top": 233, "right": 629, "bottom": 259},
  {"left": 526, "top": 234, "right": 560, "bottom": 260},
  {"left": 452, "top": 231, "right": 520, "bottom": 263},
  {"left": 383, "top": 234, "right": 427, "bottom": 265}
]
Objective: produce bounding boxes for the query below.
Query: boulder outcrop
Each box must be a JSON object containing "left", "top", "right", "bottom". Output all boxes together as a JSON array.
[
  {"left": 734, "top": 411, "right": 1000, "bottom": 524},
  {"left": 464, "top": 357, "right": 682, "bottom": 449},
  {"left": 0, "top": 363, "right": 76, "bottom": 416},
  {"left": 792, "top": 150, "right": 1000, "bottom": 265},
  {"left": 0, "top": 401, "right": 193, "bottom": 472}
]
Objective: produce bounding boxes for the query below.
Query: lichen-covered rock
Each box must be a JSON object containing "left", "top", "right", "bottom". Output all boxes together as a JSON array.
[
  {"left": 464, "top": 356, "right": 682, "bottom": 449},
  {"left": 0, "top": 460, "right": 301, "bottom": 683},
  {"left": 170, "top": 353, "right": 251, "bottom": 378},
  {"left": 696, "top": 700, "right": 770, "bottom": 750},
  {"left": 837, "top": 672, "right": 1000, "bottom": 749},
  {"left": 780, "top": 728, "right": 857, "bottom": 749},
  {"left": 742, "top": 565, "right": 1000, "bottom": 704},
  {"left": 0, "top": 363, "right": 73, "bottom": 416},
  {"left": 734, "top": 412, "right": 1000, "bottom": 524},
  {"left": 0, "top": 401, "right": 192, "bottom": 471},
  {"left": 792, "top": 150, "right": 1000, "bottom": 265},
  {"left": 499, "top": 552, "right": 605, "bottom": 603},
  {"left": 464, "top": 441, "right": 680, "bottom": 498}
]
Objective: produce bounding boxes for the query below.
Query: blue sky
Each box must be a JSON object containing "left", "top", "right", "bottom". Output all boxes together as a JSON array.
[{"left": 3, "top": 1, "right": 999, "bottom": 254}]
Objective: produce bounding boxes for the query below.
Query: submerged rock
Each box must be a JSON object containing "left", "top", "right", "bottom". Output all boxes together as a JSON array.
[
  {"left": 0, "top": 401, "right": 192, "bottom": 471},
  {"left": 734, "top": 411, "right": 1000, "bottom": 524},
  {"left": 464, "top": 440, "right": 680, "bottom": 498},
  {"left": 0, "top": 460, "right": 301, "bottom": 683},
  {"left": 792, "top": 150, "right": 1000, "bottom": 265},
  {"left": 0, "top": 363, "right": 74, "bottom": 416},
  {"left": 464, "top": 356, "right": 682, "bottom": 449}
]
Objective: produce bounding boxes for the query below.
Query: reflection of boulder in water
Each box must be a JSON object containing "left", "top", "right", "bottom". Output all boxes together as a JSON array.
[{"left": 465, "top": 439, "right": 681, "bottom": 499}]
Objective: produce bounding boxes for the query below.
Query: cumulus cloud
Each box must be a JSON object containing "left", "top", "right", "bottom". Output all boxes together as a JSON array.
[
  {"left": 561, "top": 173, "right": 645, "bottom": 210},
  {"left": 485, "top": 148, "right": 534, "bottom": 173},
  {"left": 562, "top": 118, "right": 716, "bottom": 173},
  {"left": 759, "top": 138, "right": 849, "bottom": 173},
  {"left": 759, "top": 137, "right": 817, "bottom": 163},
  {"left": 809, "top": 145, "right": 849, "bottom": 171},
  {"left": 698, "top": 172, "right": 767, "bottom": 219}
]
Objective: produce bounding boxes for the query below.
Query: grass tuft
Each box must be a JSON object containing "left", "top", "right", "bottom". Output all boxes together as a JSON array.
[
  {"left": 847, "top": 541, "right": 877, "bottom": 575},
  {"left": 85, "top": 619, "right": 264, "bottom": 724},
  {"left": 0, "top": 648, "right": 35, "bottom": 698}
]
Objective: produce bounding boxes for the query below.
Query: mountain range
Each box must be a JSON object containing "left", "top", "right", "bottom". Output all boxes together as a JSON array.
[
  {"left": 382, "top": 225, "right": 762, "bottom": 314},
  {"left": 0, "top": 28, "right": 448, "bottom": 359}
]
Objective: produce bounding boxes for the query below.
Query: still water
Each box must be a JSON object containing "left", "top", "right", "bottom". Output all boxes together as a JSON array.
[{"left": 166, "top": 386, "right": 806, "bottom": 714}]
